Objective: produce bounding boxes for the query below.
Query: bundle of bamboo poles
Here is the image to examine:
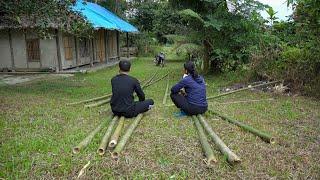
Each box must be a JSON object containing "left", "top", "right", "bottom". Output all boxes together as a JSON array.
[
  {"left": 112, "top": 114, "right": 144, "bottom": 160},
  {"left": 73, "top": 113, "right": 145, "bottom": 159},
  {"left": 73, "top": 115, "right": 113, "bottom": 154},
  {"left": 197, "top": 114, "right": 241, "bottom": 164},
  {"left": 192, "top": 115, "right": 241, "bottom": 165}
]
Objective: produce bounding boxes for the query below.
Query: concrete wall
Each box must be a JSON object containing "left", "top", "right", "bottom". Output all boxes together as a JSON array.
[
  {"left": 40, "top": 34, "right": 58, "bottom": 68},
  {"left": 11, "top": 30, "right": 27, "bottom": 68},
  {"left": 0, "top": 30, "right": 12, "bottom": 68}
]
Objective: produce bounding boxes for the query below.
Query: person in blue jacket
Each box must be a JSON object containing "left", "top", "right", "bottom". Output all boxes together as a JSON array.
[{"left": 170, "top": 61, "right": 208, "bottom": 116}]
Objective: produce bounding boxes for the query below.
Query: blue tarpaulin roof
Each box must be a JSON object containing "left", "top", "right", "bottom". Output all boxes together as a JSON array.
[{"left": 71, "top": 0, "right": 138, "bottom": 33}]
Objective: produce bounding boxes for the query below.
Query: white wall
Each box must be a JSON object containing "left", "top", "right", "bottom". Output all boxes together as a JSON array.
[{"left": 0, "top": 30, "right": 12, "bottom": 69}]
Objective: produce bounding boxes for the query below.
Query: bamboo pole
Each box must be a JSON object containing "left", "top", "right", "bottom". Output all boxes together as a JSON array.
[
  {"left": 84, "top": 98, "right": 111, "bottom": 108},
  {"left": 144, "top": 71, "right": 170, "bottom": 89},
  {"left": 162, "top": 75, "right": 170, "bottom": 105},
  {"left": 207, "top": 81, "right": 280, "bottom": 100},
  {"left": 142, "top": 71, "right": 158, "bottom": 88},
  {"left": 213, "top": 98, "right": 274, "bottom": 105},
  {"left": 197, "top": 114, "right": 241, "bottom": 164},
  {"left": 73, "top": 116, "right": 111, "bottom": 154},
  {"left": 97, "top": 116, "right": 119, "bottom": 155},
  {"left": 67, "top": 93, "right": 112, "bottom": 106},
  {"left": 192, "top": 115, "right": 217, "bottom": 166},
  {"left": 112, "top": 114, "right": 144, "bottom": 160},
  {"left": 108, "top": 116, "right": 125, "bottom": 148},
  {"left": 210, "top": 110, "right": 275, "bottom": 144}
]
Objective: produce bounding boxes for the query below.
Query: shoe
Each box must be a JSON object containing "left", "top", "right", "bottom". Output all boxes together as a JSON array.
[{"left": 174, "top": 110, "right": 187, "bottom": 118}]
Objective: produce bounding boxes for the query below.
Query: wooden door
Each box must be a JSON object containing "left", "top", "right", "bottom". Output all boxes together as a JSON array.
[{"left": 96, "top": 30, "right": 105, "bottom": 62}]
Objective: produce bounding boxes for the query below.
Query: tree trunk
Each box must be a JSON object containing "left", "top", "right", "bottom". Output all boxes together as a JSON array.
[{"left": 203, "top": 40, "right": 210, "bottom": 74}]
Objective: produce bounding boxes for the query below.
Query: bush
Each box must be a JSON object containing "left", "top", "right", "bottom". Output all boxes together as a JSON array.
[{"left": 250, "top": 44, "right": 320, "bottom": 97}]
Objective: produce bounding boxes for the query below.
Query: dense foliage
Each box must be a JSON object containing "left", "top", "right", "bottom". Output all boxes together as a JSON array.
[
  {"left": 0, "top": 0, "right": 93, "bottom": 38},
  {"left": 128, "top": 0, "right": 319, "bottom": 97}
]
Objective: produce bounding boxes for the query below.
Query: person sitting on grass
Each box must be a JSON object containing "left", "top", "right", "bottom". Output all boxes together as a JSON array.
[
  {"left": 110, "top": 60, "right": 154, "bottom": 118},
  {"left": 170, "top": 61, "right": 208, "bottom": 116}
]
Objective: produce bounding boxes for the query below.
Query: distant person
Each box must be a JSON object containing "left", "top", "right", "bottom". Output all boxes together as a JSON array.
[
  {"left": 110, "top": 60, "right": 154, "bottom": 118},
  {"left": 170, "top": 61, "right": 208, "bottom": 116}
]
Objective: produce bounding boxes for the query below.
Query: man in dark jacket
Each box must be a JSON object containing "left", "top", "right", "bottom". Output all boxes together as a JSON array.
[{"left": 110, "top": 60, "right": 154, "bottom": 118}]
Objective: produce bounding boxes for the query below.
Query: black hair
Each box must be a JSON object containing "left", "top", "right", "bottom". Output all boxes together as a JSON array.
[
  {"left": 119, "top": 60, "right": 131, "bottom": 72},
  {"left": 184, "top": 61, "right": 198, "bottom": 79}
]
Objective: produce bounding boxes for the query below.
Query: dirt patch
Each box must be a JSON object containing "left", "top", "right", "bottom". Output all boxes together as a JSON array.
[{"left": 0, "top": 74, "right": 73, "bottom": 85}]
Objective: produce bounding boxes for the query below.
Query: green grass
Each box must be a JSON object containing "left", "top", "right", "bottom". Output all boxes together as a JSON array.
[{"left": 0, "top": 58, "right": 319, "bottom": 179}]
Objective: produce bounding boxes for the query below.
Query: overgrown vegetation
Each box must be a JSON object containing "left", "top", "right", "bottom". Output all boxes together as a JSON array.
[
  {"left": 0, "top": 0, "right": 93, "bottom": 38},
  {"left": 125, "top": 0, "right": 319, "bottom": 97}
]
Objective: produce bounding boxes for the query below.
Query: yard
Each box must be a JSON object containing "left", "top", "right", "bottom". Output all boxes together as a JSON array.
[{"left": 0, "top": 58, "right": 319, "bottom": 179}]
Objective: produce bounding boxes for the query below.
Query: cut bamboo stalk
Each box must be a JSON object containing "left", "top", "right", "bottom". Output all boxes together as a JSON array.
[
  {"left": 197, "top": 114, "right": 241, "bottom": 164},
  {"left": 73, "top": 116, "right": 111, "bottom": 154},
  {"left": 142, "top": 71, "right": 158, "bottom": 88},
  {"left": 67, "top": 93, "right": 112, "bottom": 106},
  {"left": 162, "top": 75, "right": 170, "bottom": 105},
  {"left": 144, "top": 71, "right": 170, "bottom": 88},
  {"left": 210, "top": 110, "right": 275, "bottom": 144},
  {"left": 192, "top": 115, "right": 217, "bottom": 166},
  {"left": 213, "top": 98, "right": 274, "bottom": 105},
  {"left": 108, "top": 116, "right": 125, "bottom": 148},
  {"left": 84, "top": 98, "right": 111, "bottom": 108},
  {"left": 97, "top": 116, "right": 119, "bottom": 155},
  {"left": 112, "top": 114, "right": 144, "bottom": 160},
  {"left": 207, "top": 81, "right": 280, "bottom": 100}
]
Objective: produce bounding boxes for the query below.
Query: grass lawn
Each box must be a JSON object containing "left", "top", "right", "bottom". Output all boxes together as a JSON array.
[{"left": 0, "top": 57, "right": 319, "bottom": 179}]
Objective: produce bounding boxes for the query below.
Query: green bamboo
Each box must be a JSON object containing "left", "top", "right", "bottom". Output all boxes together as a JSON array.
[
  {"left": 142, "top": 71, "right": 158, "bottom": 88},
  {"left": 108, "top": 116, "right": 125, "bottom": 148},
  {"left": 84, "top": 97, "right": 111, "bottom": 108},
  {"left": 197, "top": 114, "right": 241, "bottom": 164},
  {"left": 67, "top": 93, "right": 112, "bottom": 106},
  {"left": 211, "top": 110, "right": 275, "bottom": 144},
  {"left": 144, "top": 71, "right": 170, "bottom": 88},
  {"left": 73, "top": 116, "right": 111, "bottom": 154},
  {"left": 207, "top": 81, "right": 280, "bottom": 100},
  {"left": 162, "top": 75, "right": 170, "bottom": 105},
  {"left": 112, "top": 114, "right": 144, "bottom": 160},
  {"left": 97, "top": 116, "right": 119, "bottom": 155},
  {"left": 192, "top": 116, "right": 217, "bottom": 165}
]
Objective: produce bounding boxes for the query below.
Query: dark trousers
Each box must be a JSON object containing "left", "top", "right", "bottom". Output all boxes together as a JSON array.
[
  {"left": 170, "top": 93, "right": 207, "bottom": 116},
  {"left": 113, "top": 99, "right": 154, "bottom": 118}
]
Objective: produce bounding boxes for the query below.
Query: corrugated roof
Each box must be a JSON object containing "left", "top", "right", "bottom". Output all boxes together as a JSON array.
[{"left": 71, "top": 0, "right": 138, "bottom": 33}]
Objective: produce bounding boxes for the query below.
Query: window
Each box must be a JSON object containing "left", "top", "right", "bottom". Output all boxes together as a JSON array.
[
  {"left": 79, "top": 39, "right": 90, "bottom": 57},
  {"left": 63, "top": 36, "right": 73, "bottom": 60},
  {"left": 26, "top": 39, "right": 40, "bottom": 62}
]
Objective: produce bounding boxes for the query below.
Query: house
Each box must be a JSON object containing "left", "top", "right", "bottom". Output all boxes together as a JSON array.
[{"left": 0, "top": 0, "right": 138, "bottom": 72}]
